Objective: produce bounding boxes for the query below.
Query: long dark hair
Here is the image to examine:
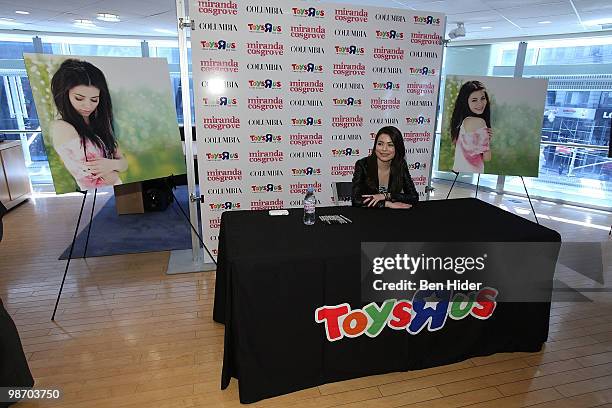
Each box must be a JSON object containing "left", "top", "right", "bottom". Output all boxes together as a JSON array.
[
  {"left": 450, "top": 80, "right": 491, "bottom": 143},
  {"left": 51, "top": 58, "right": 116, "bottom": 158},
  {"left": 366, "top": 126, "right": 407, "bottom": 193}
]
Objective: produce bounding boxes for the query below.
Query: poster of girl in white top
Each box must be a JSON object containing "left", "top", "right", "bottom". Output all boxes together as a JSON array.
[
  {"left": 439, "top": 75, "right": 547, "bottom": 177},
  {"left": 24, "top": 54, "right": 186, "bottom": 194}
]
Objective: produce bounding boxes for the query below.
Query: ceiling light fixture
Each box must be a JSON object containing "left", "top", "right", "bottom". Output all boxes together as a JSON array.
[
  {"left": 96, "top": 13, "right": 120, "bottom": 22},
  {"left": 538, "top": 21, "right": 552, "bottom": 24},
  {"left": 0, "top": 17, "right": 23, "bottom": 26},
  {"left": 584, "top": 17, "right": 612, "bottom": 26},
  {"left": 481, "top": 26, "right": 493, "bottom": 29},
  {"left": 74, "top": 19, "right": 97, "bottom": 28},
  {"left": 154, "top": 28, "right": 176, "bottom": 34},
  {"left": 15, "top": 11, "right": 30, "bottom": 15}
]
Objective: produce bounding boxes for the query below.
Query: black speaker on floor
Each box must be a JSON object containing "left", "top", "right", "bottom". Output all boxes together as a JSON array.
[{"left": 142, "top": 179, "right": 174, "bottom": 212}]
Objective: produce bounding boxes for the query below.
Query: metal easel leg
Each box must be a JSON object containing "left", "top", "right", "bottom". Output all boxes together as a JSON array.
[
  {"left": 520, "top": 176, "right": 539, "bottom": 225},
  {"left": 52, "top": 190, "right": 88, "bottom": 320},
  {"left": 83, "top": 188, "right": 97, "bottom": 258},
  {"left": 446, "top": 171, "right": 460, "bottom": 199}
]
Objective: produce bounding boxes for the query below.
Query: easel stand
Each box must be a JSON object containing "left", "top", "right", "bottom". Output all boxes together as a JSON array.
[
  {"left": 446, "top": 171, "right": 481, "bottom": 199},
  {"left": 445, "top": 173, "right": 539, "bottom": 225},
  {"left": 520, "top": 176, "right": 539, "bottom": 225},
  {"left": 52, "top": 188, "right": 97, "bottom": 321},
  {"left": 445, "top": 171, "right": 460, "bottom": 199}
]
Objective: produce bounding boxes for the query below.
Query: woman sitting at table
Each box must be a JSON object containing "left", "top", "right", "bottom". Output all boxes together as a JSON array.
[{"left": 351, "top": 126, "right": 419, "bottom": 209}]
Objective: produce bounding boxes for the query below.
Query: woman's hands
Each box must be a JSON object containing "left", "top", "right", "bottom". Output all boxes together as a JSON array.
[
  {"left": 84, "top": 158, "right": 120, "bottom": 181},
  {"left": 85, "top": 158, "right": 119, "bottom": 178},
  {"left": 386, "top": 201, "right": 412, "bottom": 209},
  {"left": 362, "top": 193, "right": 385, "bottom": 207},
  {"left": 362, "top": 194, "right": 413, "bottom": 209}
]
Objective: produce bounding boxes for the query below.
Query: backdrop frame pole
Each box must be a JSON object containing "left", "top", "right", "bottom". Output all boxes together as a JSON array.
[
  {"left": 166, "top": 0, "right": 216, "bottom": 274},
  {"left": 426, "top": 15, "right": 448, "bottom": 201},
  {"left": 176, "top": 0, "right": 200, "bottom": 264}
]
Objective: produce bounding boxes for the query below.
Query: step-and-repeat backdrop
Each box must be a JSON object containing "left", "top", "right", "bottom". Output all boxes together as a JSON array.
[{"left": 190, "top": 1, "right": 445, "bottom": 257}]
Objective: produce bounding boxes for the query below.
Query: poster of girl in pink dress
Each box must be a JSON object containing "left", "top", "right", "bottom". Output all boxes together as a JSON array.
[
  {"left": 24, "top": 54, "right": 186, "bottom": 194},
  {"left": 439, "top": 75, "right": 548, "bottom": 177}
]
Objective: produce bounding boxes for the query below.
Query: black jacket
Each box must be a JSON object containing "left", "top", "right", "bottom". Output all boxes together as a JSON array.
[{"left": 351, "top": 157, "right": 419, "bottom": 208}]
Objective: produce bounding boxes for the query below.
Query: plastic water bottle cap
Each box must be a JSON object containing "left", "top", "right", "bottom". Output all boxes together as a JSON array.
[{"left": 307, "top": 186, "right": 314, "bottom": 193}]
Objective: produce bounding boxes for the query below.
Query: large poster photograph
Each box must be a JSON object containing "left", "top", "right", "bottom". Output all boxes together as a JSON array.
[
  {"left": 439, "top": 75, "right": 548, "bottom": 176},
  {"left": 24, "top": 54, "right": 186, "bottom": 194}
]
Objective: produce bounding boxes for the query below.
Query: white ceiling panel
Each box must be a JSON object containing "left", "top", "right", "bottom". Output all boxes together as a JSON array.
[
  {"left": 496, "top": 2, "right": 573, "bottom": 19},
  {"left": 76, "top": 0, "right": 175, "bottom": 18},
  {"left": 514, "top": 18, "right": 582, "bottom": 29},
  {"left": 446, "top": 10, "right": 507, "bottom": 23},
  {"left": 483, "top": 0, "right": 558, "bottom": 8},
  {"left": 573, "top": 0, "right": 612, "bottom": 12}
]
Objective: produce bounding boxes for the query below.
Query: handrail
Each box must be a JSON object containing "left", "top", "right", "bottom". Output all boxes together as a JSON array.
[
  {"left": 539, "top": 141, "right": 609, "bottom": 151},
  {"left": 0, "top": 129, "right": 40, "bottom": 134}
]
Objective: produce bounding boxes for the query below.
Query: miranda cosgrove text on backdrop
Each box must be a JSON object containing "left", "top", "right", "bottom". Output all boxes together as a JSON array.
[
  {"left": 439, "top": 75, "right": 548, "bottom": 176},
  {"left": 24, "top": 54, "right": 187, "bottom": 194},
  {"left": 190, "top": 1, "right": 445, "bottom": 257}
]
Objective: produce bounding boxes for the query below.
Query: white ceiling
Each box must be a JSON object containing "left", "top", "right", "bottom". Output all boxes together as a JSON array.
[{"left": 0, "top": 0, "right": 611, "bottom": 43}]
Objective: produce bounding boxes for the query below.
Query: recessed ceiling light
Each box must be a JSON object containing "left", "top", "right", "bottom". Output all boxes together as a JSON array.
[
  {"left": 154, "top": 28, "right": 176, "bottom": 34},
  {"left": 481, "top": 26, "right": 493, "bottom": 29},
  {"left": 74, "top": 19, "right": 97, "bottom": 28},
  {"left": 0, "top": 17, "right": 23, "bottom": 26},
  {"left": 538, "top": 21, "right": 552, "bottom": 24},
  {"left": 584, "top": 18, "right": 612, "bottom": 26},
  {"left": 15, "top": 10, "right": 30, "bottom": 15},
  {"left": 97, "top": 13, "right": 120, "bottom": 22}
]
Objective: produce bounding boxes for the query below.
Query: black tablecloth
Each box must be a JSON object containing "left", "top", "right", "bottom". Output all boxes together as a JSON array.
[{"left": 213, "top": 198, "right": 561, "bottom": 404}]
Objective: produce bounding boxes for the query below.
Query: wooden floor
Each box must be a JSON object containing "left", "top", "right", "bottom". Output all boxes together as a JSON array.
[{"left": 1, "top": 183, "right": 612, "bottom": 408}]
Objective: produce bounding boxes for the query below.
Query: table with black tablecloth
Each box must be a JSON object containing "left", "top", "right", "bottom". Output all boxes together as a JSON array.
[{"left": 213, "top": 198, "right": 561, "bottom": 404}]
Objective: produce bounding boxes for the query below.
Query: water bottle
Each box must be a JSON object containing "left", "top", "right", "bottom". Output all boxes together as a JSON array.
[{"left": 303, "top": 186, "right": 316, "bottom": 225}]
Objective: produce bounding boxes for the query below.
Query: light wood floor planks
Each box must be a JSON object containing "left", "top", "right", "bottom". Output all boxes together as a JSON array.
[{"left": 1, "top": 183, "right": 611, "bottom": 407}]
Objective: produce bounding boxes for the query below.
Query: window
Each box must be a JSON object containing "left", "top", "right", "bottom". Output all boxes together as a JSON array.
[{"left": 517, "top": 38, "right": 612, "bottom": 208}]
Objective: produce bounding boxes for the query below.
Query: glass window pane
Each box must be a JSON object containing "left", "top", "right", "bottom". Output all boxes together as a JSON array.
[
  {"left": 505, "top": 147, "right": 612, "bottom": 207},
  {"left": 0, "top": 40, "right": 34, "bottom": 59},
  {"left": 521, "top": 36, "right": 612, "bottom": 208},
  {"left": 68, "top": 44, "right": 141, "bottom": 57}
]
